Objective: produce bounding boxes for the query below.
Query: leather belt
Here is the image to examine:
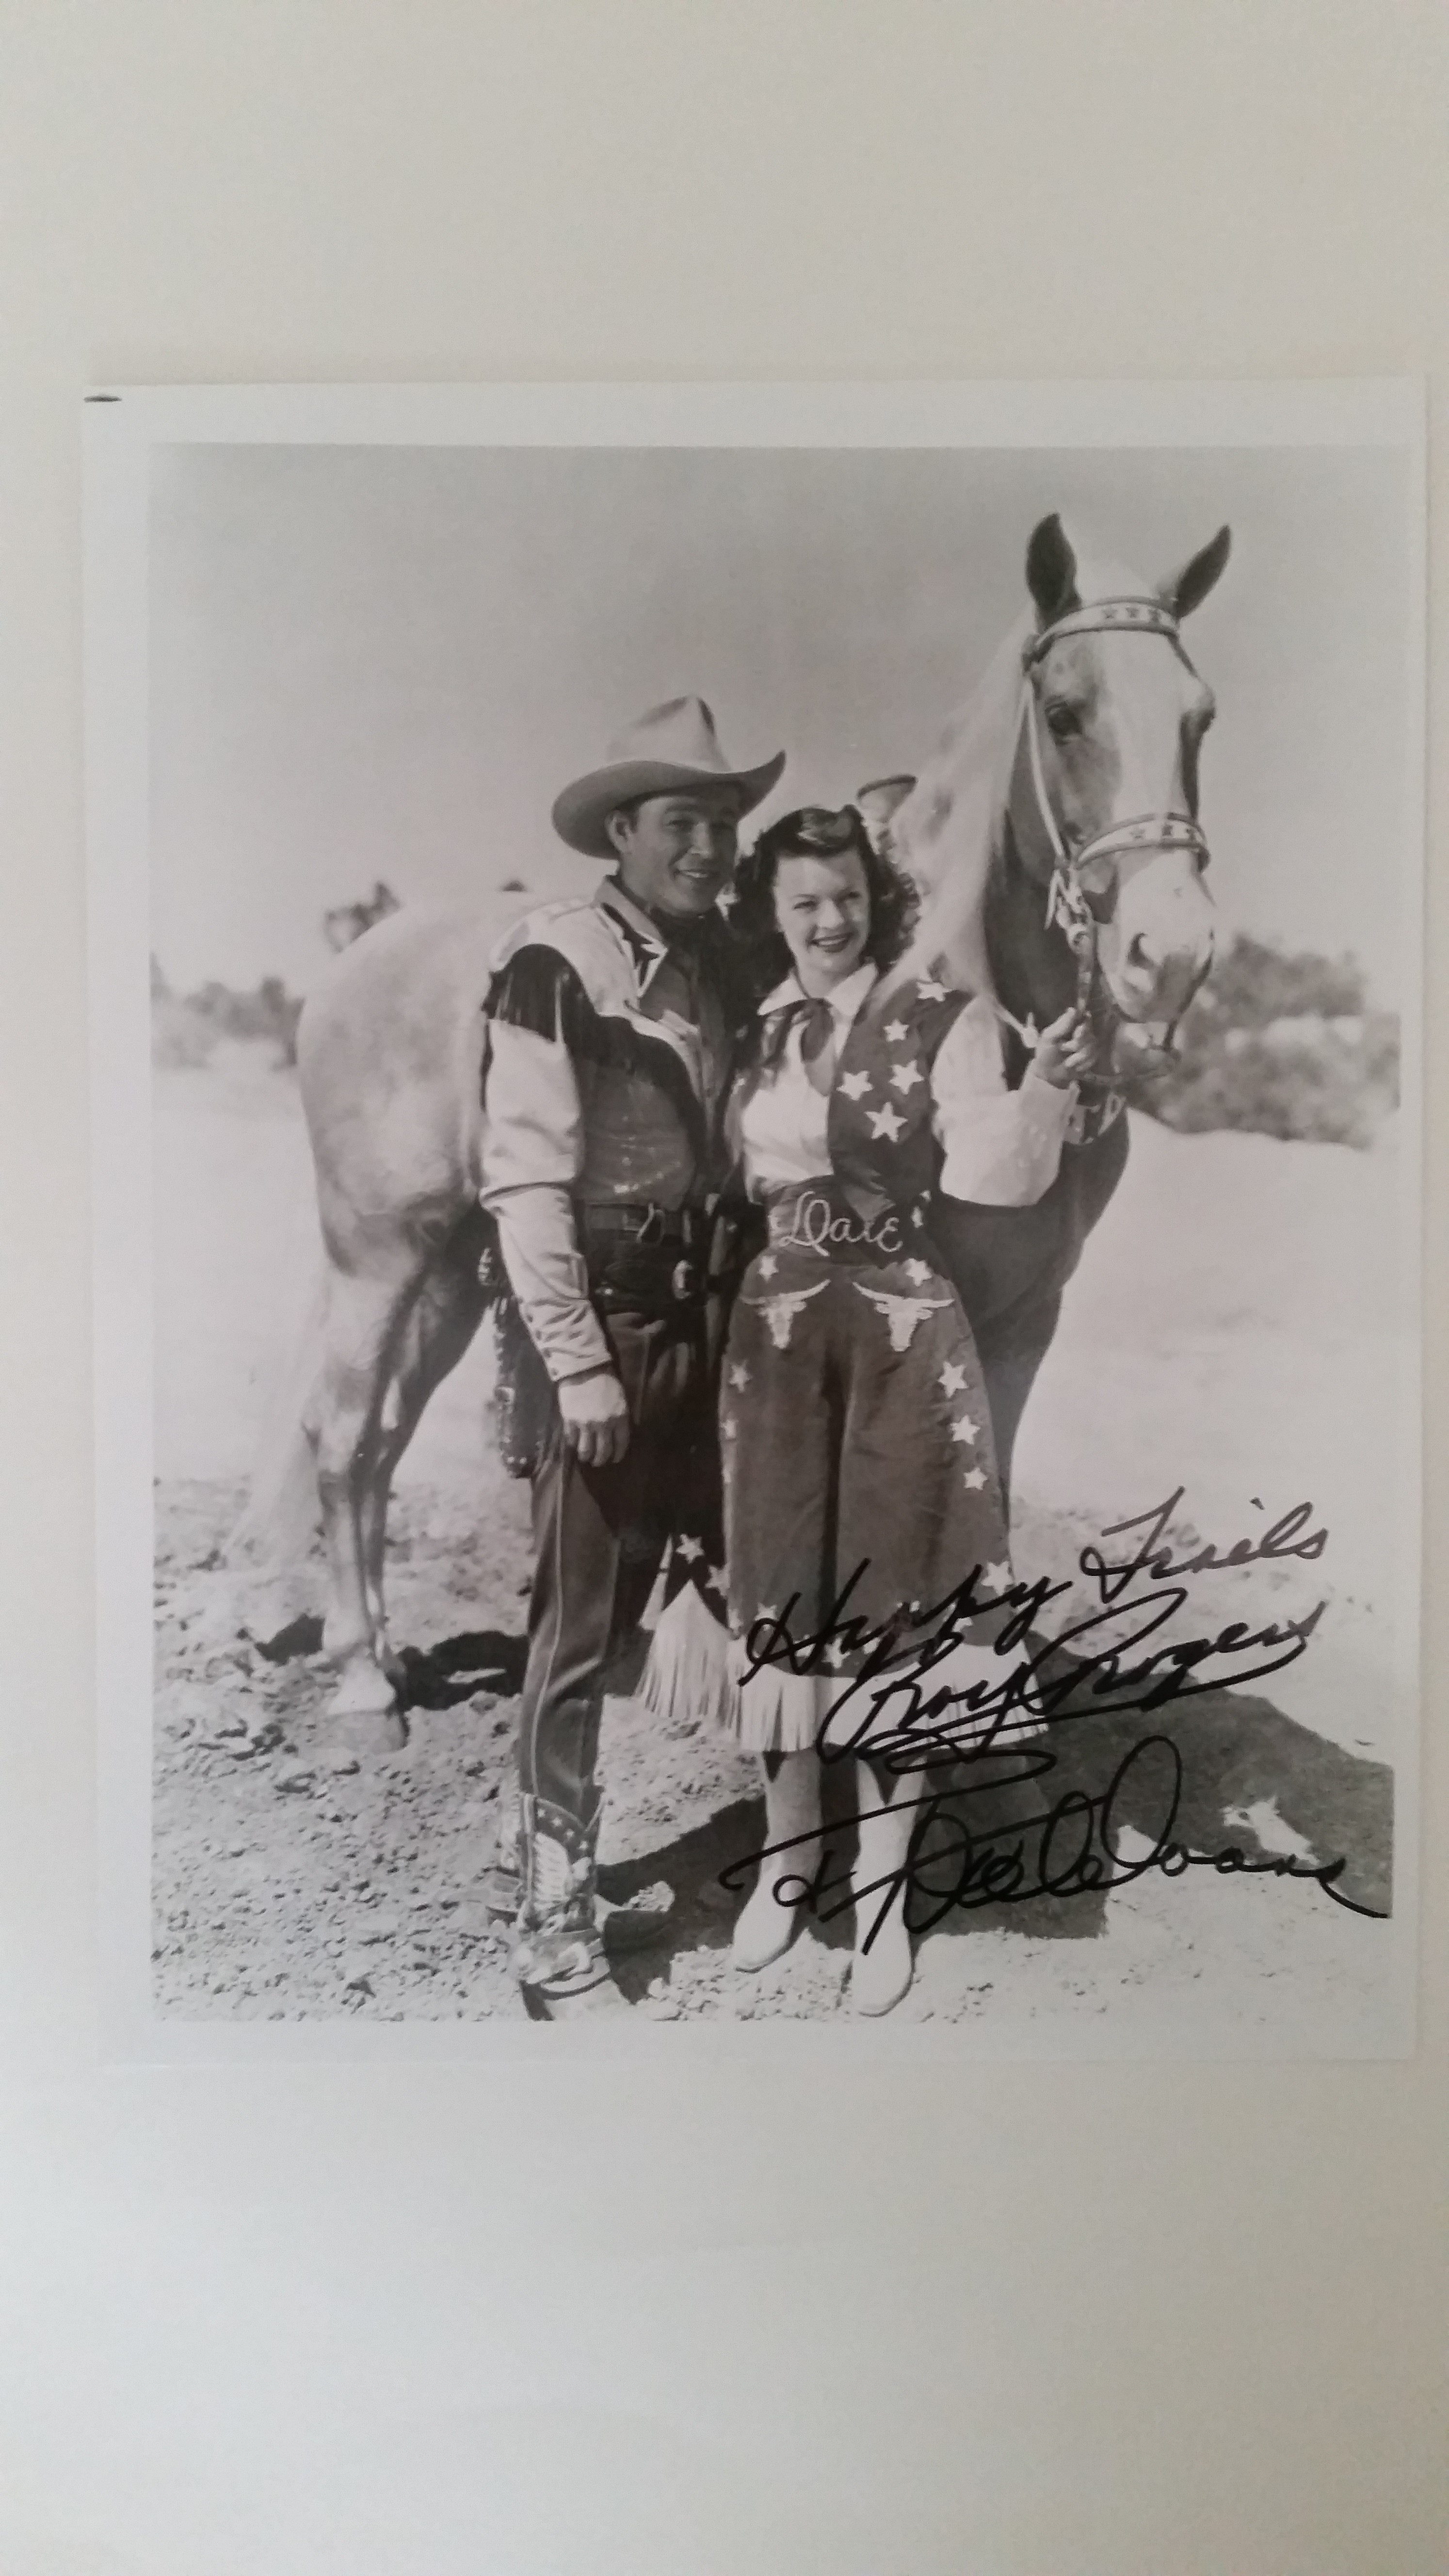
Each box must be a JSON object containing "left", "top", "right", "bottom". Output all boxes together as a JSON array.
[
  {"left": 576, "top": 1201, "right": 718, "bottom": 1310},
  {"left": 575, "top": 1200, "right": 712, "bottom": 1248}
]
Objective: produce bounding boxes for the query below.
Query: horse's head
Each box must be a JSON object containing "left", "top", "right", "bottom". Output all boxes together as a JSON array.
[{"left": 1018, "top": 513, "right": 1229, "bottom": 1045}]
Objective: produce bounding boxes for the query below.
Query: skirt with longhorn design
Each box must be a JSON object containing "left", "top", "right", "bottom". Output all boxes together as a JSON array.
[{"left": 714, "top": 1178, "right": 1014, "bottom": 1755}]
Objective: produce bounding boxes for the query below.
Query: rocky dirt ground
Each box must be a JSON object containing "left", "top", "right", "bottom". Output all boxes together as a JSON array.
[
  {"left": 153, "top": 1477, "right": 1396, "bottom": 2031},
  {"left": 150, "top": 1060, "right": 1405, "bottom": 2037}
]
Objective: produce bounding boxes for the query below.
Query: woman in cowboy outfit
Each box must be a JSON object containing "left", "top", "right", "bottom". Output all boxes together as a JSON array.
[{"left": 713, "top": 805, "right": 1092, "bottom": 2014}]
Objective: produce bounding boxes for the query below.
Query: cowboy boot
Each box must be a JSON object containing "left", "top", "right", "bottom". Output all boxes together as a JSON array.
[
  {"left": 511, "top": 1796, "right": 614, "bottom": 1998},
  {"left": 487, "top": 1785, "right": 674, "bottom": 1959},
  {"left": 731, "top": 1752, "right": 823, "bottom": 1973},
  {"left": 849, "top": 1760, "right": 916, "bottom": 2016}
]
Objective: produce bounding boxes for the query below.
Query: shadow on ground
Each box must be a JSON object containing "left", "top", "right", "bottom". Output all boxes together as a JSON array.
[{"left": 398, "top": 1628, "right": 530, "bottom": 1710}]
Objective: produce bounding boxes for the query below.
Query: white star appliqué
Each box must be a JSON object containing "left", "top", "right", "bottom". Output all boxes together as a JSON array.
[
  {"left": 950, "top": 1414, "right": 979, "bottom": 1446},
  {"left": 838, "top": 1069, "right": 872, "bottom": 1100},
  {"left": 756, "top": 1604, "right": 780, "bottom": 1626},
  {"left": 883, "top": 1018, "right": 909, "bottom": 1044},
  {"left": 983, "top": 1559, "right": 1013, "bottom": 1592},
  {"left": 757, "top": 1253, "right": 778, "bottom": 1280},
  {"left": 917, "top": 975, "right": 948, "bottom": 1003},
  {"left": 867, "top": 1102, "right": 905, "bottom": 1142},
  {"left": 962, "top": 1466, "right": 987, "bottom": 1491},
  {"left": 889, "top": 1058, "right": 923, "bottom": 1095},
  {"left": 728, "top": 1361, "right": 751, "bottom": 1390},
  {"left": 676, "top": 1533, "right": 704, "bottom": 1561},
  {"left": 904, "top": 1258, "right": 933, "bottom": 1287},
  {"left": 822, "top": 1638, "right": 849, "bottom": 1668},
  {"left": 938, "top": 1361, "right": 968, "bottom": 1396}
]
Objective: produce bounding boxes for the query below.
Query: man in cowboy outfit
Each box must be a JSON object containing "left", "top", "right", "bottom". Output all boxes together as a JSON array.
[{"left": 480, "top": 697, "right": 784, "bottom": 2007}]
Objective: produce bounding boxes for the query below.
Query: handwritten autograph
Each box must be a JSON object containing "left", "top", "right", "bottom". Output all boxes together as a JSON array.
[{"left": 724, "top": 1493, "right": 1388, "bottom": 1938}]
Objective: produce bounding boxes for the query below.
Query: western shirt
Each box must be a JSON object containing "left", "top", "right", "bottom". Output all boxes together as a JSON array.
[{"left": 480, "top": 876, "right": 737, "bottom": 1381}]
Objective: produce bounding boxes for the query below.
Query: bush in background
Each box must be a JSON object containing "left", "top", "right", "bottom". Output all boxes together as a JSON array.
[
  {"left": 152, "top": 961, "right": 303, "bottom": 1070},
  {"left": 1123, "top": 934, "right": 1399, "bottom": 1149},
  {"left": 150, "top": 927, "right": 1398, "bottom": 1150}
]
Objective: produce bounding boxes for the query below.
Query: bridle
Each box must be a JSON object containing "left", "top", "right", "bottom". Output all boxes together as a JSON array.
[{"left": 1010, "top": 595, "right": 1212, "bottom": 1089}]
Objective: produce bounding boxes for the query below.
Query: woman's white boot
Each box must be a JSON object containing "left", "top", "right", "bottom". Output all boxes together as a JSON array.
[
  {"left": 731, "top": 1751, "right": 822, "bottom": 1972},
  {"left": 849, "top": 1759, "right": 916, "bottom": 2016}
]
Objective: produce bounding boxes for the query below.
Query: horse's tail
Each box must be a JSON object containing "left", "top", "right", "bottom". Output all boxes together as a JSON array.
[{"left": 225, "top": 1261, "right": 328, "bottom": 1625}]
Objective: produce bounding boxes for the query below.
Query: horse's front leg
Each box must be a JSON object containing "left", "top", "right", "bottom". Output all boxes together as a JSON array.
[{"left": 306, "top": 1266, "right": 413, "bottom": 1745}]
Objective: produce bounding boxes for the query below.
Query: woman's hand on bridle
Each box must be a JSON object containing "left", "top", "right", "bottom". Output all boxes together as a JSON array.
[{"left": 1033, "top": 1004, "right": 1096, "bottom": 1089}]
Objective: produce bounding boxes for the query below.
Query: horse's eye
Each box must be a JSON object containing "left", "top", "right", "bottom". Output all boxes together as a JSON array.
[{"left": 1045, "top": 703, "right": 1079, "bottom": 742}]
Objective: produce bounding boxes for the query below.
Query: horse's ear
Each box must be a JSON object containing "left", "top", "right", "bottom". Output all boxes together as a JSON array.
[
  {"left": 1159, "top": 525, "right": 1231, "bottom": 620},
  {"left": 1026, "top": 515, "right": 1081, "bottom": 626}
]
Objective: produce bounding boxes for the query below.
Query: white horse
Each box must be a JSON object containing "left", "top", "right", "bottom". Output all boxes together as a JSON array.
[{"left": 232, "top": 513, "right": 1229, "bottom": 1746}]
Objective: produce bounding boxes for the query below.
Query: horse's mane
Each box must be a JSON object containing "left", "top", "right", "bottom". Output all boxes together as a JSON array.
[
  {"left": 886, "top": 612, "right": 1032, "bottom": 999},
  {"left": 886, "top": 542, "right": 1149, "bottom": 1000}
]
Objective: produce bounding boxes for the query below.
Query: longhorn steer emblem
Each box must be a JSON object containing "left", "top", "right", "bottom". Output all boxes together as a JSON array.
[
  {"left": 853, "top": 1284, "right": 952, "bottom": 1352},
  {"left": 745, "top": 1281, "right": 829, "bottom": 1350}
]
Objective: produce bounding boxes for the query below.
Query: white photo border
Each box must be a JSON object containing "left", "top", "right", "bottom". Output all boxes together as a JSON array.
[{"left": 87, "top": 378, "right": 1426, "bottom": 2064}]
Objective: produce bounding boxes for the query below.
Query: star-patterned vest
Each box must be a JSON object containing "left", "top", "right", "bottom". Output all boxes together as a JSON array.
[{"left": 741, "top": 966, "right": 967, "bottom": 1231}]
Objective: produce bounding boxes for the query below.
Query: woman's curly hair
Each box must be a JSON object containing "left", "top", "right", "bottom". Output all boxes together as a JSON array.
[{"left": 728, "top": 804, "right": 918, "bottom": 1000}]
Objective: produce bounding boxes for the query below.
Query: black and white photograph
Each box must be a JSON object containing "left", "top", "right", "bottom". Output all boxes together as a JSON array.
[{"left": 89, "top": 381, "right": 1421, "bottom": 2050}]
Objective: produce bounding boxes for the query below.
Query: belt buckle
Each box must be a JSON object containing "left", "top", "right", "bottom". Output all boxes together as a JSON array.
[
  {"left": 671, "top": 1256, "right": 694, "bottom": 1302},
  {"left": 635, "top": 1204, "right": 666, "bottom": 1246}
]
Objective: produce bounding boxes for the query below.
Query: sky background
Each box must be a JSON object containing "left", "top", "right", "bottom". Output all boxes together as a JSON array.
[{"left": 149, "top": 439, "right": 1415, "bottom": 1001}]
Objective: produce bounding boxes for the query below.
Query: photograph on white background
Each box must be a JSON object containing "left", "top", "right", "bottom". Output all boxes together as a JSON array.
[{"left": 87, "top": 382, "right": 1422, "bottom": 2050}]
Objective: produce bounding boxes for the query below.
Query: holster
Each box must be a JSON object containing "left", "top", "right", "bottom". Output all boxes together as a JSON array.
[
  {"left": 488, "top": 1293, "right": 558, "bottom": 1481},
  {"left": 486, "top": 1199, "right": 755, "bottom": 1479}
]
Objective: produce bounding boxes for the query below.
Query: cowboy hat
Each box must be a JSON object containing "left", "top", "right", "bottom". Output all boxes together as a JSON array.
[{"left": 551, "top": 696, "right": 786, "bottom": 859}]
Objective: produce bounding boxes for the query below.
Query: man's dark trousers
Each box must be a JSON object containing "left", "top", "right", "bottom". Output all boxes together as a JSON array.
[{"left": 518, "top": 1300, "right": 720, "bottom": 1835}]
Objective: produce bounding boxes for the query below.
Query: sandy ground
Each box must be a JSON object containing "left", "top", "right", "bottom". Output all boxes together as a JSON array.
[{"left": 150, "top": 1055, "right": 1408, "bottom": 2038}]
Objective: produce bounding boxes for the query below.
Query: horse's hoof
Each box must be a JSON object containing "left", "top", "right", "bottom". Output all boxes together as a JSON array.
[
  {"left": 331, "top": 1705, "right": 409, "bottom": 1760},
  {"left": 326, "top": 1665, "right": 407, "bottom": 1757}
]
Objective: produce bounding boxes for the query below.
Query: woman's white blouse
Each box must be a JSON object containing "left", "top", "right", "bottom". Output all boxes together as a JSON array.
[{"left": 733, "top": 965, "right": 1077, "bottom": 1208}]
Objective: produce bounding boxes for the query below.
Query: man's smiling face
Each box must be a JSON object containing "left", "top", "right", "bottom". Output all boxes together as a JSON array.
[{"left": 606, "top": 789, "right": 741, "bottom": 920}]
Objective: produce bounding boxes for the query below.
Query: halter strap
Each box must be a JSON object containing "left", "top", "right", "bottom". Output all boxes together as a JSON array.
[
  {"left": 1013, "top": 644, "right": 1210, "bottom": 1097},
  {"left": 1023, "top": 596, "right": 1183, "bottom": 665},
  {"left": 1019, "top": 625, "right": 1210, "bottom": 889},
  {"left": 1067, "top": 810, "right": 1209, "bottom": 877}
]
